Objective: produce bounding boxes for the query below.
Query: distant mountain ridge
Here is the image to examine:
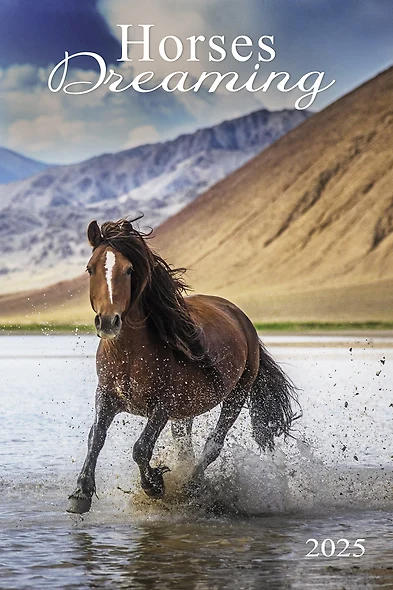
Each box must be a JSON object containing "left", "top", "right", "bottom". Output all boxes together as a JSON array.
[
  {"left": 0, "top": 108, "right": 309, "bottom": 293},
  {"left": 0, "top": 147, "right": 49, "bottom": 184}
]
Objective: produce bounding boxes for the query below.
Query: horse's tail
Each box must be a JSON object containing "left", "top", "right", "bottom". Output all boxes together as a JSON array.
[{"left": 249, "top": 341, "right": 301, "bottom": 451}]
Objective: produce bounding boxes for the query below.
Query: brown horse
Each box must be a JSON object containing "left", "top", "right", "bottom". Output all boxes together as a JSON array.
[{"left": 68, "top": 218, "right": 299, "bottom": 514}]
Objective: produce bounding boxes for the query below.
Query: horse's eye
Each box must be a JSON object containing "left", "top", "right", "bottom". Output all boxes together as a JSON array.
[
  {"left": 86, "top": 267, "right": 93, "bottom": 276},
  {"left": 126, "top": 267, "right": 133, "bottom": 275}
]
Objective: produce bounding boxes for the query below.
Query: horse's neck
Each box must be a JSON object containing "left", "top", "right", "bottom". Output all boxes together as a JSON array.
[
  {"left": 124, "top": 301, "right": 146, "bottom": 326},
  {"left": 120, "top": 302, "right": 151, "bottom": 350}
]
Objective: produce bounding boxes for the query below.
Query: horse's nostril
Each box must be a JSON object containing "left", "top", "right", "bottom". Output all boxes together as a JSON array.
[{"left": 95, "top": 314, "right": 120, "bottom": 335}]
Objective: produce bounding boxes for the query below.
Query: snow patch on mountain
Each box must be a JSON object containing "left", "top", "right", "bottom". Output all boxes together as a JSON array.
[{"left": 0, "top": 109, "right": 309, "bottom": 294}]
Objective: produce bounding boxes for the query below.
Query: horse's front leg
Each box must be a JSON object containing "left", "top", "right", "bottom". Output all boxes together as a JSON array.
[
  {"left": 133, "top": 404, "right": 169, "bottom": 499},
  {"left": 68, "top": 393, "right": 119, "bottom": 514}
]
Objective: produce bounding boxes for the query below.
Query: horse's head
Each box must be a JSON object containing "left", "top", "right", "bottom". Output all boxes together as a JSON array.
[
  {"left": 86, "top": 220, "right": 133, "bottom": 339},
  {"left": 85, "top": 218, "right": 205, "bottom": 363}
]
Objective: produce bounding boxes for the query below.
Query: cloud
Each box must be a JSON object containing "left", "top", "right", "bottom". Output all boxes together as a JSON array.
[
  {"left": 174, "top": 82, "right": 263, "bottom": 128},
  {"left": 0, "top": 64, "right": 40, "bottom": 91},
  {"left": 98, "top": 0, "right": 209, "bottom": 78},
  {"left": 1, "top": 63, "right": 199, "bottom": 162},
  {"left": 123, "top": 125, "right": 160, "bottom": 149},
  {"left": 7, "top": 114, "right": 87, "bottom": 156}
]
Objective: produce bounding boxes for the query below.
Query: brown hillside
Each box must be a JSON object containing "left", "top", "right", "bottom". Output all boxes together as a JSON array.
[
  {"left": 0, "top": 274, "right": 90, "bottom": 325},
  {"left": 152, "top": 66, "right": 393, "bottom": 320},
  {"left": 1, "top": 67, "right": 393, "bottom": 324}
]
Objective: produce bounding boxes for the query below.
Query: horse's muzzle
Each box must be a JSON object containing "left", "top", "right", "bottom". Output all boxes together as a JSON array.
[{"left": 95, "top": 313, "right": 122, "bottom": 339}]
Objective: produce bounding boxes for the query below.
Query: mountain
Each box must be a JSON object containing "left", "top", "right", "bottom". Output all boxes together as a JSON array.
[
  {"left": 152, "top": 67, "right": 393, "bottom": 322},
  {"left": 0, "top": 108, "right": 308, "bottom": 294},
  {"left": 0, "top": 147, "right": 49, "bottom": 184}
]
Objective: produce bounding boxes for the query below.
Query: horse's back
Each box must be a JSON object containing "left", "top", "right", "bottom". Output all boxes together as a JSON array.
[
  {"left": 185, "top": 294, "right": 260, "bottom": 379},
  {"left": 186, "top": 293, "right": 256, "bottom": 328}
]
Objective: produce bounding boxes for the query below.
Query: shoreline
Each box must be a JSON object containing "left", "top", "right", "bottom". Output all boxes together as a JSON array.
[{"left": 2, "top": 322, "right": 393, "bottom": 337}]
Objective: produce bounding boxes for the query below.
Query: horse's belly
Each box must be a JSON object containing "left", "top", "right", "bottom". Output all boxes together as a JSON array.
[
  {"left": 159, "top": 372, "right": 228, "bottom": 419},
  {"left": 112, "top": 376, "right": 156, "bottom": 417},
  {"left": 107, "top": 351, "right": 244, "bottom": 419},
  {"left": 167, "top": 392, "right": 222, "bottom": 419}
]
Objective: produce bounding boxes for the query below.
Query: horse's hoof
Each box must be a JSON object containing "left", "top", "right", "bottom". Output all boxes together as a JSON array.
[
  {"left": 143, "top": 485, "right": 165, "bottom": 500},
  {"left": 67, "top": 494, "right": 92, "bottom": 514},
  {"left": 142, "top": 465, "right": 169, "bottom": 500}
]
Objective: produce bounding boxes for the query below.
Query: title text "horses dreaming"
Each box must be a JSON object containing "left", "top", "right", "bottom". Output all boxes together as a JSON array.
[{"left": 47, "top": 25, "right": 335, "bottom": 110}]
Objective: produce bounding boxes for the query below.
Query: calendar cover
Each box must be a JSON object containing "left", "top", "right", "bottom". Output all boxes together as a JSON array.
[{"left": 0, "top": 1, "right": 392, "bottom": 588}]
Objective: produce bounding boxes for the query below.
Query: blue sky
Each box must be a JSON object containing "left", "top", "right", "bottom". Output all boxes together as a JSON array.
[{"left": 0, "top": 0, "right": 392, "bottom": 164}]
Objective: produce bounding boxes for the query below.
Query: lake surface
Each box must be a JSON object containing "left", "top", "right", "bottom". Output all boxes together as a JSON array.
[{"left": 0, "top": 334, "right": 392, "bottom": 589}]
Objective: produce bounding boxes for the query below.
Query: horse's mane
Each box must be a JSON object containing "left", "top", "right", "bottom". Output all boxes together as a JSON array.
[{"left": 97, "top": 218, "right": 209, "bottom": 365}]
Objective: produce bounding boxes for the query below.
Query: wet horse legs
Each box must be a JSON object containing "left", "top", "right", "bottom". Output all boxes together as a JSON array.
[
  {"left": 133, "top": 404, "right": 169, "bottom": 499},
  {"left": 68, "top": 394, "right": 118, "bottom": 514},
  {"left": 190, "top": 388, "right": 248, "bottom": 489}
]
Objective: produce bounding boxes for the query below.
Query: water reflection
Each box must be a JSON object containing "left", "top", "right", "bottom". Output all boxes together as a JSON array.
[
  {"left": 67, "top": 516, "right": 393, "bottom": 590},
  {"left": 70, "top": 520, "right": 291, "bottom": 590},
  {"left": 2, "top": 506, "right": 392, "bottom": 588}
]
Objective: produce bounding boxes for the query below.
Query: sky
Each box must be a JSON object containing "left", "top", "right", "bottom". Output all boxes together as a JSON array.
[{"left": 0, "top": 0, "right": 392, "bottom": 164}]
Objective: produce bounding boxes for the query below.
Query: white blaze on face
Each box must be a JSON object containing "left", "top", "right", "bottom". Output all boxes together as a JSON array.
[{"left": 104, "top": 250, "right": 116, "bottom": 304}]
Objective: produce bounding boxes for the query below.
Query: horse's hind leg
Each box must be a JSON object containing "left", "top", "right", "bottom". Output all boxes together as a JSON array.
[
  {"left": 133, "top": 404, "right": 169, "bottom": 499},
  {"left": 190, "top": 387, "right": 247, "bottom": 489},
  {"left": 171, "top": 418, "right": 195, "bottom": 463}
]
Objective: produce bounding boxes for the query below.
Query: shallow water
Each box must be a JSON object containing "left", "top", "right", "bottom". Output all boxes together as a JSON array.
[{"left": 0, "top": 334, "right": 392, "bottom": 589}]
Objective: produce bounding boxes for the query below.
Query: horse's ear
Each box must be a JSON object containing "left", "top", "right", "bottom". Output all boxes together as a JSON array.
[{"left": 87, "top": 220, "right": 102, "bottom": 249}]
